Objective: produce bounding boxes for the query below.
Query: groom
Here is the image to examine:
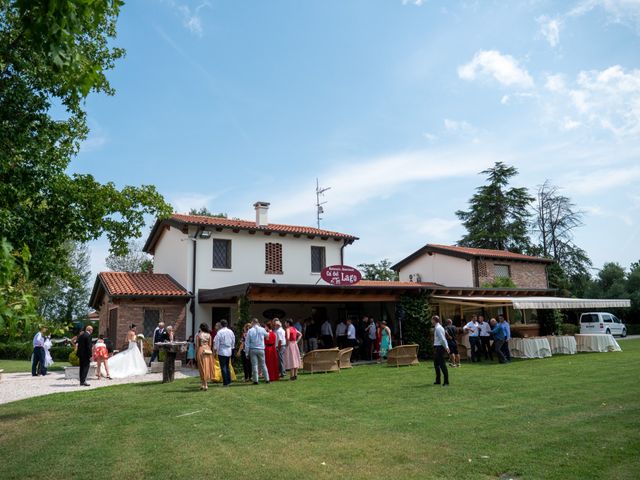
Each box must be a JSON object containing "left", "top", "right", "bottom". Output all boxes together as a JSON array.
[
  {"left": 77, "top": 325, "right": 93, "bottom": 386},
  {"left": 149, "top": 321, "right": 166, "bottom": 366}
]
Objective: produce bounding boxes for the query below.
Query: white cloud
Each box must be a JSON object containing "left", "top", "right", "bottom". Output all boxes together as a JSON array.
[
  {"left": 562, "top": 117, "right": 582, "bottom": 130},
  {"left": 402, "top": 0, "right": 426, "bottom": 5},
  {"left": 537, "top": 16, "right": 561, "bottom": 47},
  {"left": 584, "top": 205, "right": 634, "bottom": 226},
  {"left": 422, "top": 132, "right": 437, "bottom": 141},
  {"left": 564, "top": 165, "right": 640, "bottom": 195},
  {"left": 164, "top": 1, "right": 211, "bottom": 36},
  {"left": 458, "top": 50, "right": 534, "bottom": 88},
  {"left": 170, "top": 193, "right": 219, "bottom": 213},
  {"left": 443, "top": 118, "right": 474, "bottom": 133},
  {"left": 545, "top": 74, "right": 566, "bottom": 92},
  {"left": 569, "top": 0, "right": 640, "bottom": 29},
  {"left": 415, "top": 218, "right": 461, "bottom": 240}
]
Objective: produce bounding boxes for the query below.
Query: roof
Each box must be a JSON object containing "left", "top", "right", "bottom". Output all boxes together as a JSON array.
[
  {"left": 144, "top": 214, "right": 358, "bottom": 254},
  {"left": 358, "top": 280, "right": 442, "bottom": 288},
  {"left": 432, "top": 296, "right": 631, "bottom": 310},
  {"left": 393, "top": 243, "right": 553, "bottom": 270},
  {"left": 89, "top": 272, "right": 190, "bottom": 309}
]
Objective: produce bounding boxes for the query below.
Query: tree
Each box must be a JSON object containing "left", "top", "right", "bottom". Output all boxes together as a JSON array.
[
  {"left": 357, "top": 259, "right": 399, "bottom": 281},
  {"left": 533, "top": 181, "right": 592, "bottom": 292},
  {"left": 38, "top": 242, "right": 91, "bottom": 325},
  {"left": 105, "top": 240, "right": 153, "bottom": 273},
  {"left": 188, "top": 207, "right": 227, "bottom": 218},
  {"left": 0, "top": 238, "right": 39, "bottom": 341},
  {"left": 456, "top": 162, "right": 533, "bottom": 253},
  {"left": 1, "top": 1, "right": 171, "bottom": 286}
]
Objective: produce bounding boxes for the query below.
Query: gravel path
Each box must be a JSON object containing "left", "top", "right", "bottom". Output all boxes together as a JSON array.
[{"left": 0, "top": 368, "right": 199, "bottom": 406}]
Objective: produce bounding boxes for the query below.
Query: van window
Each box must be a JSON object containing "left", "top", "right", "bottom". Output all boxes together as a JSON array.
[
  {"left": 603, "top": 315, "right": 613, "bottom": 323},
  {"left": 612, "top": 316, "right": 621, "bottom": 324},
  {"left": 581, "top": 314, "right": 599, "bottom": 323}
]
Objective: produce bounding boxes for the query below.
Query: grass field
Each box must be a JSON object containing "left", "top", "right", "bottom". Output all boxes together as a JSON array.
[
  {"left": 1, "top": 340, "right": 639, "bottom": 480},
  {"left": 0, "top": 359, "right": 70, "bottom": 373}
]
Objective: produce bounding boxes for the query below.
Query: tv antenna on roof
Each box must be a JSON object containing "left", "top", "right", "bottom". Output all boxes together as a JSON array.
[{"left": 316, "top": 178, "right": 331, "bottom": 228}]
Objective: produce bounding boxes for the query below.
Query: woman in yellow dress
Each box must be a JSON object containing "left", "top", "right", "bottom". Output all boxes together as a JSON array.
[{"left": 196, "top": 323, "right": 215, "bottom": 390}]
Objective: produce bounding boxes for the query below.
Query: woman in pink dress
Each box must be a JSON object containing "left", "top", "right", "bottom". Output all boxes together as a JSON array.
[
  {"left": 264, "top": 321, "right": 279, "bottom": 382},
  {"left": 284, "top": 319, "right": 301, "bottom": 380}
]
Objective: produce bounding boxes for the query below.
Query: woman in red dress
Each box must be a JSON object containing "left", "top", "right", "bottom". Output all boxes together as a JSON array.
[{"left": 264, "top": 321, "right": 279, "bottom": 382}]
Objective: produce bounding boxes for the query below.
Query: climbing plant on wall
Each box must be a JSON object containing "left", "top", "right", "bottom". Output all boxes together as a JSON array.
[{"left": 399, "top": 292, "right": 432, "bottom": 359}]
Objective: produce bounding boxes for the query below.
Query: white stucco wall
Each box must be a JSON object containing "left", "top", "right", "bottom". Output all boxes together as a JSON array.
[
  {"left": 398, "top": 252, "right": 474, "bottom": 287},
  {"left": 152, "top": 226, "right": 190, "bottom": 288}
]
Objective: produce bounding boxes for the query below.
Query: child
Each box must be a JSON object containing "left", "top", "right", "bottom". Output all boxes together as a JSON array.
[{"left": 186, "top": 335, "right": 196, "bottom": 368}]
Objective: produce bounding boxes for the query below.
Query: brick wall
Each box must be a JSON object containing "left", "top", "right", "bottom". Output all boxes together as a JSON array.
[
  {"left": 476, "top": 259, "right": 548, "bottom": 289},
  {"left": 97, "top": 294, "right": 188, "bottom": 349}
]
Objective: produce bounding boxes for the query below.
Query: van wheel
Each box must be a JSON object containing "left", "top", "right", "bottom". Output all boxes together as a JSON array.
[
  {"left": 622, "top": 328, "right": 627, "bottom": 338},
  {"left": 605, "top": 329, "right": 611, "bottom": 335}
]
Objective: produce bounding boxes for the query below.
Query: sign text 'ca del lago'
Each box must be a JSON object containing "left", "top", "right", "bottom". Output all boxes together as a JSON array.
[{"left": 320, "top": 265, "right": 362, "bottom": 286}]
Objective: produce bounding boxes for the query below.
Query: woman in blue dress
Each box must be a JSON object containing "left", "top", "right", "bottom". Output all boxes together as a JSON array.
[
  {"left": 186, "top": 335, "right": 196, "bottom": 368},
  {"left": 378, "top": 321, "right": 392, "bottom": 362}
]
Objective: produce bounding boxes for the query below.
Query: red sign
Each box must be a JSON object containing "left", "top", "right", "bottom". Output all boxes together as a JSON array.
[{"left": 321, "top": 265, "right": 362, "bottom": 286}]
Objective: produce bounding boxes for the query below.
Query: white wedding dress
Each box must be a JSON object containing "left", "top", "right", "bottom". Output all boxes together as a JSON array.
[{"left": 107, "top": 340, "right": 148, "bottom": 379}]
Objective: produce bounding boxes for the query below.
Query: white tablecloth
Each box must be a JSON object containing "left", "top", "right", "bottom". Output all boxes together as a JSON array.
[
  {"left": 574, "top": 334, "right": 622, "bottom": 353},
  {"left": 509, "top": 337, "right": 552, "bottom": 359},
  {"left": 545, "top": 336, "right": 577, "bottom": 355}
]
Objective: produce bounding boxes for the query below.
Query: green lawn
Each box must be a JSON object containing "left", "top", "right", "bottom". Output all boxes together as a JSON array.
[
  {"left": 1, "top": 340, "right": 639, "bottom": 480},
  {"left": 0, "top": 359, "right": 70, "bottom": 373}
]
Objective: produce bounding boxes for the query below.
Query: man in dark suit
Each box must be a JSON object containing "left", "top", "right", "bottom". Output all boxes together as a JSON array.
[
  {"left": 148, "top": 322, "right": 166, "bottom": 366},
  {"left": 77, "top": 325, "right": 93, "bottom": 386}
]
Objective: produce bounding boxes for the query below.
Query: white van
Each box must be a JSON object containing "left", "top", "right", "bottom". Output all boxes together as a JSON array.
[{"left": 579, "top": 312, "right": 627, "bottom": 337}]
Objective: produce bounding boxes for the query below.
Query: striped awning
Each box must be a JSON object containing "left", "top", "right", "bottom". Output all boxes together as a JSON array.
[{"left": 432, "top": 296, "right": 631, "bottom": 310}]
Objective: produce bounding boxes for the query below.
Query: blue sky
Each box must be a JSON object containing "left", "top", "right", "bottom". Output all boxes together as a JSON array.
[{"left": 73, "top": 0, "right": 640, "bottom": 278}]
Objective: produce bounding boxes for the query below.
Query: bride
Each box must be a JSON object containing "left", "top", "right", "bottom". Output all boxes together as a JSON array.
[{"left": 106, "top": 324, "right": 148, "bottom": 379}]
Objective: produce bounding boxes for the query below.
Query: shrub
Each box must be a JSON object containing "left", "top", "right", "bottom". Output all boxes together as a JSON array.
[
  {"left": 0, "top": 342, "right": 32, "bottom": 360},
  {"left": 50, "top": 345, "right": 73, "bottom": 362},
  {"left": 68, "top": 350, "right": 80, "bottom": 366},
  {"left": 560, "top": 323, "right": 578, "bottom": 335},
  {"left": 400, "top": 293, "right": 432, "bottom": 359}
]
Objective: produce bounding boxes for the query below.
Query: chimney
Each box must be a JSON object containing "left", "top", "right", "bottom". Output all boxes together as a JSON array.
[{"left": 254, "top": 201, "right": 270, "bottom": 227}]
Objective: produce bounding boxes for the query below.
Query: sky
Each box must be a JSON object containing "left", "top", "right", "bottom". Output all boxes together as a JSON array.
[{"left": 72, "top": 0, "right": 640, "bottom": 280}]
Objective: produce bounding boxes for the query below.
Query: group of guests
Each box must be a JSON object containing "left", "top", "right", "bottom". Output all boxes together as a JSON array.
[
  {"left": 318, "top": 316, "right": 393, "bottom": 361},
  {"left": 194, "top": 318, "right": 303, "bottom": 390},
  {"left": 432, "top": 313, "right": 514, "bottom": 386}
]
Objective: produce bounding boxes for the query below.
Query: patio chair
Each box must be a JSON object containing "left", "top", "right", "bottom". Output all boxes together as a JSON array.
[
  {"left": 302, "top": 348, "right": 340, "bottom": 374},
  {"left": 387, "top": 344, "right": 419, "bottom": 367},
  {"left": 338, "top": 348, "right": 353, "bottom": 369}
]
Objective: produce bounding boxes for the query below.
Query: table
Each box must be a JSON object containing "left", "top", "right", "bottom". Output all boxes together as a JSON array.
[
  {"left": 509, "top": 337, "right": 552, "bottom": 359},
  {"left": 574, "top": 334, "right": 622, "bottom": 353},
  {"left": 545, "top": 336, "right": 577, "bottom": 355},
  {"left": 155, "top": 342, "right": 188, "bottom": 383}
]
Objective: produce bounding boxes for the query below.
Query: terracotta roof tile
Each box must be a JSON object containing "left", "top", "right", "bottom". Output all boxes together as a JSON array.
[
  {"left": 99, "top": 272, "right": 189, "bottom": 297},
  {"left": 358, "top": 280, "right": 441, "bottom": 288},
  {"left": 170, "top": 214, "right": 357, "bottom": 240},
  {"left": 428, "top": 244, "right": 552, "bottom": 262}
]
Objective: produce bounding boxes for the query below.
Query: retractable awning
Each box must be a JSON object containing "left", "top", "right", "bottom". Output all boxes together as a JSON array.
[{"left": 432, "top": 296, "right": 631, "bottom": 310}]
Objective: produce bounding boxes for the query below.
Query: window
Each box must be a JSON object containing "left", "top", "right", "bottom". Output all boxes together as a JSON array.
[
  {"left": 603, "top": 314, "right": 613, "bottom": 323},
  {"left": 108, "top": 308, "right": 118, "bottom": 340},
  {"left": 581, "top": 314, "right": 599, "bottom": 323},
  {"left": 143, "top": 309, "right": 161, "bottom": 338},
  {"left": 212, "top": 239, "right": 232, "bottom": 269},
  {"left": 265, "top": 242, "right": 283, "bottom": 274},
  {"left": 311, "top": 246, "right": 326, "bottom": 273},
  {"left": 494, "top": 264, "right": 511, "bottom": 278}
]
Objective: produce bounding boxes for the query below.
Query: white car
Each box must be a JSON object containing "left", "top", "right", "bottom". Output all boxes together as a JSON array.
[{"left": 579, "top": 312, "right": 627, "bottom": 337}]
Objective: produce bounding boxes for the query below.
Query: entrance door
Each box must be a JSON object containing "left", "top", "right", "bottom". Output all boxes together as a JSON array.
[{"left": 212, "top": 307, "right": 231, "bottom": 327}]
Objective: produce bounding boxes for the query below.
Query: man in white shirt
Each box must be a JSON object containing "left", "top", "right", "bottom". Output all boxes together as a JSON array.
[
  {"left": 335, "top": 320, "right": 347, "bottom": 349},
  {"left": 31, "top": 326, "right": 48, "bottom": 376},
  {"left": 431, "top": 315, "right": 450, "bottom": 386},
  {"left": 366, "top": 318, "right": 377, "bottom": 360},
  {"left": 214, "top": 319, "right": 236, "bottom": 386},
  {"left": 478, "top": 315, "right": 493, "bottom": 361},
  {"left": 346, "top": 319, "right": 358, "bottom": 360},
  {"left": 274, "top": 319, "right": 287, "bottom": 378},
  {"left": 246, "top": 318, "right": 270, "bottom": 384},
  {"left": 463, "top": 315, "right": 481, "bottom": 363},
  {"left": 320, "top": 319, "right": 334, "bottom": 348}
]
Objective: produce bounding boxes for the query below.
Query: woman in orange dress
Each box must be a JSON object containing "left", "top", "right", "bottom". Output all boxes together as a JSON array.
[
  {"left": 196, "top": 323, "right": 215, "bottom": 391},
  {"left": 264, "top": 321, "right": 279, "bottom": 382},
  {"left": 93, "top": 334, "right": 111, "bottom": 380},
  {"left": 284, "top": 319, "right": 302, "bottom": 380}
]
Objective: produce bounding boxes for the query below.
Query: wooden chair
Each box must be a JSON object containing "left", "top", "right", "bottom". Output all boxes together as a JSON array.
[
  {"left": 338, "top": 348, "right": 353, "bottom": 369},
  {"left": 387, "top": 344, "right": 419, "bottom": 367},
  {"left": 302, "top": 348, "right": 340, "bottom": 374}
]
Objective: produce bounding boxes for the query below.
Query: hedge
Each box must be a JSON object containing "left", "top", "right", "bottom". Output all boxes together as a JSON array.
[{"left": 0, "top": 342, "right": 73, "bottom": 362}]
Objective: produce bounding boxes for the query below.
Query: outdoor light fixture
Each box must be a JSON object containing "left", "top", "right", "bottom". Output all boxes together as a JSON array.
[{"left": 199, "top": 230, "right": 211, "bottom": 239}]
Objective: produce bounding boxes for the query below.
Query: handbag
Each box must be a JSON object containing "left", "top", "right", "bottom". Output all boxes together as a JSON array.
[{"left": 202, "top": 347, "right": 213, "bottom": 355}]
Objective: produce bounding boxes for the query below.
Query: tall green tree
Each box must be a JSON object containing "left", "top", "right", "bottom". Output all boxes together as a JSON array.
[
  {"left": 358, "top": 259, "right": 399, "bottom": 281},
  {"left": 188, "top": 207, "right": 227, "bottom": 218},
  {"left": 456, "top": 162, "right": 533, "bottom": 253},
  {"left": 38, "top": 242, "right": 91, "bottom": 325},
  {"left": 1, "top": 0, "right": 171, "bottom": 285}
]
